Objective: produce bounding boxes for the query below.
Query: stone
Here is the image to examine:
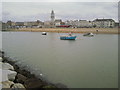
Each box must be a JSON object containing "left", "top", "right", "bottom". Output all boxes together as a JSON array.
[
  {"left": 2, "top": 69, "right": 17, "bottom": 82},
  {"left": 8, "top": 70, "right": 17, "bottom": 81},
  {"left": 0, "top": 57, "right": 2, "bottom": 62},
  {"left": 1, "top": 69, "right": 9, "bottom": 82},
  {"left": 11, "top": 83, "right": 26, "bottom": 89},
  {"left": 24, "top": 78, "right": 45, "bottom": 88},
  {"left": 0, "top": 62, "right": 2, "bottom": 69},
  {"left": 15, "top": 74, "right": 27, "bottom": 84},
  {"left": 42, "top": 85, "right": 56, "bottom": 88},
  {"left": 0, "top": 51, "right": 4, "bottom": 57},
  {"left": 55, "top": 83, "right": 68, "bottom": 88},
  {"left": 2, "top": 62, "right": 14, "bottom": 70},
  {"left": 1, "top": 80, "right": 14, "bottom": 88}
]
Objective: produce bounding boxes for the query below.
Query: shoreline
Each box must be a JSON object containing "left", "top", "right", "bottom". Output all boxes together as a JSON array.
[
  {"left": 2, "top": 28, "right": 119, "bottom": 34},
  {"left": 0, "top": 51, "right": 67, "bottom": 89}
]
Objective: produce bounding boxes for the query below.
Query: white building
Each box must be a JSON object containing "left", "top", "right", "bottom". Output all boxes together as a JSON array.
[
  {"left": 65, "top": 20, "right": 93, "bottom": 28},
  {"left": 93, "top": 19, "right": 115, "bottom": 28},
  {"left": 77, "top": 20, "right": 93, "bottom": 28},
  {"left": 54, "top": 19, "right": 62, "bottom": 26}
]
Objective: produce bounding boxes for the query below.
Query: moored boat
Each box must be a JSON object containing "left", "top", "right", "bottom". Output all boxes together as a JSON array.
[
  {"left": 60, "top": 33, "right": 77, "bottom": 40},
  {"left": 42, "top": 32, "right": 47, "bottom": 35},
  {"left": 83, "top": 33, "right": 94, "bottom": 36}
]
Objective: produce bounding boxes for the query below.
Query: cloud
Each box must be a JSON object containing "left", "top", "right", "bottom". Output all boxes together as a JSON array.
[
  {"left": 2, "top": 2, "right": 118, "bottom": 22},
  {"left": 1, "top": 0, "right": 119, "bottom": 2}
]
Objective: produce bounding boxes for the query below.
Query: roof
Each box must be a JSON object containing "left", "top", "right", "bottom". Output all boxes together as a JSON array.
[
  {"left": 93, "top": 19, "right": 115, "bottom": 22},
  {"left": 55, "top": 19, "right": 62, "bottom": 22}
]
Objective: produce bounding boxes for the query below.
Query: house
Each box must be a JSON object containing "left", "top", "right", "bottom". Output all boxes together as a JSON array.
[
  {"left": 93, "top": 19, "right": 115, "bottom": 28},
  {"left": 54, "top": 19, "right": 62, "bottom": 26}
]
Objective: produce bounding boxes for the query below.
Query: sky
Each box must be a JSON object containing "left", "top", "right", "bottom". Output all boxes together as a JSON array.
[{"left": 1, "top": 1, "right": 119, "bottom": 22}]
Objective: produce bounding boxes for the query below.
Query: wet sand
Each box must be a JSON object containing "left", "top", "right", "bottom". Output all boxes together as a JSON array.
[{"left": 4, "top": 28, "right": 119, "bottom": 34}]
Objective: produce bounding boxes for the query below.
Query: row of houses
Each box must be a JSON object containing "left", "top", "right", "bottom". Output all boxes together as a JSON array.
[
  {"left": 2, "top": 18, "right": 119, "bottom": 29},
  {"left": 65, "top": 19, "right": 118, "bottom": 28}
]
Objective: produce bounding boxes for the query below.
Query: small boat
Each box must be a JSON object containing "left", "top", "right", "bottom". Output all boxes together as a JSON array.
[
  {"left": 42, "top": 32, "right": 47, "bottom": 35},
  {"left": 83, "top": 33, "right": 94, "bottom": 36},
  {"left": 60, "top": 33, "right": 77, "bottom": 40}
]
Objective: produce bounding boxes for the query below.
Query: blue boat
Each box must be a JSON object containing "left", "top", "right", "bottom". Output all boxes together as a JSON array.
[
  {"left": 60, "top": 33, "right": 77, "bottom": 40},
  {"left": 60, "top": 36, "right": 77, "bottom": 40}
]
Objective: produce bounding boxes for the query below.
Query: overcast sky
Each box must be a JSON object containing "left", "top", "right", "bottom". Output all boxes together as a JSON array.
[{"left": 2, "top": 1, "right": 118, "bottom": 22}]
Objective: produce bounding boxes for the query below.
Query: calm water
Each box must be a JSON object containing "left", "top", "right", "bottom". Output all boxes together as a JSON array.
[{"left": 2, "top": 32, "right": 118, "bottom": 88}]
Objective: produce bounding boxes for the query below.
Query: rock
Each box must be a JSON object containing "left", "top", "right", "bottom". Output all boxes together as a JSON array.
[
  {"left": 16, "top": 68, "right": 35, "bottom": 78},
  {"left": 24, "top": 78, "right": 45, "bottom": 88},
  {"left": 2, "top": 62, "right": 14, "bottom": 70},
  {"left": 2, "top": 69, "right": 17, "bottom": 82},
  {"left": 0, "top": 52, "right": 2, "bottom": 57},
  {"left": 8, "top": 70, "right": 17, "bottom": 81},
  {"left": 1, "top": 80, "right": 14, "bottom": 88},
  {"left": 13, "top": 64, "right": 19, "bottom": 71},
  {"left": 11, "top": 83, "right": 26, "bottom": 89},
  {"left": 42, "top": 85, "right": 56, "bottom": 88},
  {"left": 55, "top": 83, "right": 68, "bottom": 88},
  {"left": 0, "top": 57, "right": 2, "bottom": 62},
  {"left": 2, "top": 69, "right": 10, "bottom": 82},
  {"left": 0, "top": 62, "right": 1, "bottom": 68},
  {"left": 0, "top": 51, "right": 4, "bottom": 57},
  {"left": 0, "top": 83, "right": 2, "bottom": 90},
  {"left": 15, "top": 74, "right": 27, "bottom": 84}
]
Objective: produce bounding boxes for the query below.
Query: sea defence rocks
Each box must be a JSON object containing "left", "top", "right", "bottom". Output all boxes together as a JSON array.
[
  {"left": 11, "top": 83, "right": 26, "bottom": 89},
  {"left": 0, "top": 51, "right": 59, "bottom": 89},
  {"left": 1, "top": 80, "right": 14, "bottom": 88},
  {"left": 15, "top": 74, "right": 27, "bottom": 84},
  {"left": 0, "top": 57, "right": 2, "bottom": 62},
  {"left": 2, "top": 62, "right": 14, "bottom": 70},
  {"left": 0, "top": 51, "right": 26, "bottom": 89},
  {"left": 2, "top": 69, "right": 17, "bottom": 82}
]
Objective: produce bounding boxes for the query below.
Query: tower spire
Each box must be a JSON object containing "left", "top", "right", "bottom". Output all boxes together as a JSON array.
[{"left": 51, "top": 10, "right": 55, "bottom": 22}]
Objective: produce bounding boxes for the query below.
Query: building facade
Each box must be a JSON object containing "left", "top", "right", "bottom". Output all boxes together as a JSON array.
[
  {"left": 93, "top": 19, "right": 115, "bottom": 28},
  {"left": 65, "top": 20, "right": 93, "bottom": 28},
  {"left": 54, "top": 19, "right": 62, "bottom": 26}
]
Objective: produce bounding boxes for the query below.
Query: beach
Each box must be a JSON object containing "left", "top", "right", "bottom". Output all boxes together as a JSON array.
[{"left": 3, "top": 28, "right": 119, "bottom": 34}]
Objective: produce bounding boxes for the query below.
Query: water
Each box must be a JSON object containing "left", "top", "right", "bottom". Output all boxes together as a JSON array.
[{"left": 2, "top": 32, "right": 118, "bottom": 88}]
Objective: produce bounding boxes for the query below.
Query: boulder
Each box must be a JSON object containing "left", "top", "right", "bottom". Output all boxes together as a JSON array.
[
  {"left": 42, "top": 85, "right": 56, "bottom": 88},
  {"left": 55, "top": 83, "right": 68, "bottom": 88},
  {"left": 8, "top": 70, "right": 17, "bottom": 81},
  {"left": 24, "top": 78, "right": 45, "bottom": 88},
  {"left": 0, "top": 57, "right": 2, "bottom": 62},
  {"left": 2, "top": 62, "right": 14, "bottom": 70},
  {"left": 0, "top": 83, "right": 2, "bottom": 90},
  {"left": 2, "top": 69, "right": 17, "bottom": 82},
  {"left": 0, "top": 62, "right": 2, "bottom": 69},
  {"left": 1, "top": 69, "right": 9, "bottom": 82},
  {"left": 1, "top": 80, "right": 14, "bottom": 88},
  {"left": 15, "top": 74, "right": 27, "bottom": 84},
  {"left": 0, "top": 51, "right": 4, "bottom": 57},
  {"left": 11, "top": 83, "right": 26, "bottom": 89}
]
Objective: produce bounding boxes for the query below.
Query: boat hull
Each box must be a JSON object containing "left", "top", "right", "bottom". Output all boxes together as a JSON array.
[
  {"left": 83, "top": 33, "right": 94, "bottom": 37},
  {"left": 60, "top": 36, "right": 77, "bottom": 40},
  {"left": 42, "top": 32, "right": 47, "bottom": 35}
]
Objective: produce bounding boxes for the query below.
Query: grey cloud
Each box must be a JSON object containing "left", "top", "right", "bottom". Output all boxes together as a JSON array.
[{"left": 2, "top": 2, "right": 118, "bottom": 22}]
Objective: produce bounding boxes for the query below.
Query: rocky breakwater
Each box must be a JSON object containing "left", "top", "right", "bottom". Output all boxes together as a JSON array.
[
  {"left": 0, "top": 51, "right": 25, "bottom": 89},
  {"left": 0, "top": 51, "right": 61, "bottom": 90}
]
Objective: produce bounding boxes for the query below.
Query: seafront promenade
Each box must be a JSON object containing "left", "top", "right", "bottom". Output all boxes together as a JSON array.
[{"left": 5, "top": 28, "right": 119, "bottom": 34}]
